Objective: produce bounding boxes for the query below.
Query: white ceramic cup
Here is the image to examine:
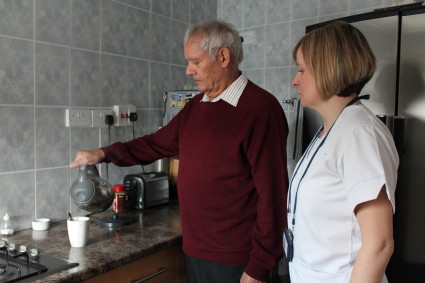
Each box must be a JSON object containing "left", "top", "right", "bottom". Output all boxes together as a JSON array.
[{"left": 67, "top": 217, "right": 90, "bottom": 247}]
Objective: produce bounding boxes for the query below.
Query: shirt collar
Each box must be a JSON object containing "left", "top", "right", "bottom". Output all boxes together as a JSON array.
[{"left": 200, "top": 72, "right": 248, "bottom": 107}]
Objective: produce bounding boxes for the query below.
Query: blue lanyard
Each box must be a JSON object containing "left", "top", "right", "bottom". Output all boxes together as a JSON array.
[{"left": 287, "top": 95, "right": 370, "bottom": 229}]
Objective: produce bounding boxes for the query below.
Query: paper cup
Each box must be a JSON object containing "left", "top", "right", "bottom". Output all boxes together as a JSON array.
[{"left": 67, "top": 217, "right": 89, "bottom": 247}]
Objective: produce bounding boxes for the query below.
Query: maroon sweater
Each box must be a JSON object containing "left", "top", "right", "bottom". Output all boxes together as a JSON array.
[{"left": 102, "top": 81, "right": 289, "bottom": 280}]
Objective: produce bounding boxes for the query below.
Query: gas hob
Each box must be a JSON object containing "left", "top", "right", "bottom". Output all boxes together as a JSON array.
[{"left": 0, "top": 240, "right": 78, "bottom": 283}]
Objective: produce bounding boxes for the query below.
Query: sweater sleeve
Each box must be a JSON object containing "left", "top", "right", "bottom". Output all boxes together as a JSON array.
[
  {"left": 244, "top": 97, "right": 289, "bottom": 281},
  {"left": 101, "top": 109, "right": 182, "bottom": 166}
]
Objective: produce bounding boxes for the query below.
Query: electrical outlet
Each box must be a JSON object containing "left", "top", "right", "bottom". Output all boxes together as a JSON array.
[
  {"left": 92, "top": 109, "right": 114, "bottom": 127},
  {"left": 113, "top": 105, "right": 136, "bottom": 126},
  {"left": 65, "top": 109, "right": 92, "bottom": 127}
]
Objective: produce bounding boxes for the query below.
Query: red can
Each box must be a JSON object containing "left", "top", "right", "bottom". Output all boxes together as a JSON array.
[{"left": 112, "top": 184, "right": 126, "bottom": 213}]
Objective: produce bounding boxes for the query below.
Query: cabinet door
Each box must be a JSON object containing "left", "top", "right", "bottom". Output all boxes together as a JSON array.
[{"left": 83, "top": 245, "right": 186, "bottom": 283}]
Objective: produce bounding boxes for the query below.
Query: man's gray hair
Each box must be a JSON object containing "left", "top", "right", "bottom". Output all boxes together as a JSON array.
[{"left": 184, "top": 19, "right": 243, "bottom": 67}]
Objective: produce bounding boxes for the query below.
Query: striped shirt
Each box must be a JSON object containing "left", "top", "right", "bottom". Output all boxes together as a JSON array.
[{"left": 200, "top": 72, "right": 248, "bottom": 107}]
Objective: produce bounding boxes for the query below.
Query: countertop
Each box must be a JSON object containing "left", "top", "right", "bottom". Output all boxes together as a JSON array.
[{"left": 1, "top": 202, "right": 182, "bottom": 282}]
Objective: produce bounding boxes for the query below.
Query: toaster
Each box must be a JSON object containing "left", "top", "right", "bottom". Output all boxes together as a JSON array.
[{"left": 123, "top": 171, "right": 169, "bottom": 209}]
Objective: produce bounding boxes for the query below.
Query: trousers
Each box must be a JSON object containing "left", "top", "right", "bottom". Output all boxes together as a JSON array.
[{"left": 186, "top": 254, "right": 246, "bottom": 283}]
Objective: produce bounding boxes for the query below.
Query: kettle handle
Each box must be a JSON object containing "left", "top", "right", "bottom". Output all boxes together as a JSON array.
[{"left": 86, "top": 164, "right": 100, "bottom": 177}]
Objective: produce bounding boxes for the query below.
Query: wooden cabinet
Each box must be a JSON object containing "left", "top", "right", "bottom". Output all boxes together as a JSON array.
[{"left": 83, "top": 244, "right": 187, "bottom": 283}]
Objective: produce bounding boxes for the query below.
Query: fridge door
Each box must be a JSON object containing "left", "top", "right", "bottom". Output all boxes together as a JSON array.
[
  {"left": 302, "top": 11, "right": 399, "bottom": 151},
  {"left": 392, "top": 7, "right": 425, "bottom": 282},
  {"left": 350, "top": 15, "right": 398, "bottom": 117}
]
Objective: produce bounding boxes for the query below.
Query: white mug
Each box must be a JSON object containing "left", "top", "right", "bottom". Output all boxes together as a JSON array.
[{"left": 67, "top": 217, "right": 90, "bottom": 247}]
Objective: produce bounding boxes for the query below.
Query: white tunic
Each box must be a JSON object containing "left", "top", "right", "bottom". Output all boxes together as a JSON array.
[{"left": 287, "top": 104, "right": 399, "bottom": 283}]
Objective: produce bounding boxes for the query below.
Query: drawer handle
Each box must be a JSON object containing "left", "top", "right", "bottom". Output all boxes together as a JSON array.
[{"left": 130, "top": 268, "right": 167, "bottom": 283}]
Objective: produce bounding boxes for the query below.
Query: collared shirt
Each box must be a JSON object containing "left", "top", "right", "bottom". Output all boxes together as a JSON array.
[{"left": 200, "top": 72, "right": 248, "bottom": 107}]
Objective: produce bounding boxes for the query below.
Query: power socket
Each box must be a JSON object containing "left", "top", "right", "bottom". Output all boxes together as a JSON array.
[
  {"left": 92, "top": 110, "right": 114, "bottom": 127},
  {"left": 65, "top": 109, "right": 92, "bottom": 127},
  {"left": 113, "top": 105, "right": 136, "bottom": 126}
]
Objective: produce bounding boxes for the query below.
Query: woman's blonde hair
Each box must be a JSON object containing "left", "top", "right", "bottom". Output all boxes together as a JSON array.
[{"left": 293, "top": 21, "right": 376, "bottom": 100}]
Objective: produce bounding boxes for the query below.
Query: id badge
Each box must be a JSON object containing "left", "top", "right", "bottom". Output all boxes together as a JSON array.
[{"left": 283, "top": 228, "right": 294, "bottom": 262}]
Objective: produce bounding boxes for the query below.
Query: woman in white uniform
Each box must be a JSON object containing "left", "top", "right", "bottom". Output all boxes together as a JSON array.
[{"left": 285, "top": 21, "right": 399, "bottom": 283}]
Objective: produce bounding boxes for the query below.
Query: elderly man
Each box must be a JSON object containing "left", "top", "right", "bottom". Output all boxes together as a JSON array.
[{"left": 70, "top": 19, "right": 288, "bottom": 283}]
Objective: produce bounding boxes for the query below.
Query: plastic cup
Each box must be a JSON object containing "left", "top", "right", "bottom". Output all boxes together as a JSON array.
[{"left": 67, "top": 216, "right": 89, "bottom": 247}]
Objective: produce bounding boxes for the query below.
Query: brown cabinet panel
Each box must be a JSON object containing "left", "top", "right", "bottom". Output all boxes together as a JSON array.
[{"left": 83, "top": 245, "right": 187, "bottom": 283}]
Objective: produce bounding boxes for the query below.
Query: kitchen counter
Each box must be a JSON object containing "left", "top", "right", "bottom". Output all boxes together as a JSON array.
[{"left": 0, "top": 202, "right": 182, "bottom": 282}]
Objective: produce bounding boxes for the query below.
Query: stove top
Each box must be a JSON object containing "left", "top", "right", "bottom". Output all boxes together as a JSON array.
[{"left": 0, "top": 240, "right": 78, "bottom": 283}]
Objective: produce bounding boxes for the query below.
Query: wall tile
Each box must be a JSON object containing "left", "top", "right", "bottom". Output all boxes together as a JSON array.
[
  {"left": 217, "top": 0, "right": 243, "bottom": 28},
  {"left": 244, "top": 69, "right": 265, "bottom": 89},
  {"left": 0, "top": 172, "right": 35, "bottom": 231},
  {"left": 170, "top": 65, "right": 189, "bottom": 91},
  {"left": 149, "top": 109, "right": 163, "bottom": 130},
  {"left": 290, "top": 18, "right": 318, "bottom": 52},
  {"left": 102, "top": 163, "right": 129, "bottom": 186},
  {"left": 127, "top": 8, "right": 150, "bottom": 59},
  {"left": 151, "top": 14, "right": 171, "bottom": 63},
  {"left": 265, "top": 66, "right": 291, "bottom": 105},
  {"left": 35, "top": 107, "right": 69, "bottom": 168},
  {"left": 204, "top": 0, "right": 217, "bottom": 21},
  {"left": 291, "top": 0, "right": 318, "bottom": 20},
  {"left": 35, "top": 43, "right": 69, "bottom": 106},
  {"left": 319, "top": 12, "right": 349, "bottom": 23},
  {"left": 319, "top": 0, "right": 349, "bottom": 16},
  {"left": 127, "top": 58, "right": 150, "bottom": 108},
  {"left": 36, "top": 167, "right": 70, "bottom": 221},
  {"left": 190, "top": 0, "right": 216, "bottom": 25},
  {"left": 137, "top": 109, "right": 150, "bottom": 131},
  {"left": 240, "top": 26, "right": 265, "bottom": 69},
  {"left": 70, "top": 127, "right": 100, "bottom": 164},
  {"left": 101, "top": 126, "right": 126, "bottom": 148},
  {"left": 0, "top": 37, "right": 34, "bottom": 105},
  {"left": 265, "top": 22, "right": 290, "bottom": 67},
  {"left": 71, "top": 0, "right": 100, "bottom": 51},
  {"left": 217, "top": 0, "right": 243, "bottom": 29},
  {"left": 117, "top": 0, "right": 151, "bottom": 10},
  {"left": 244, "top": 0, "right": 266, "bottom": 28},
  {"left": 150, "top": 62, "right": 170, "bottom": 108},
  {"left": 289, "top": 65, "right": 299, "bottom": 104},
  {"left": 0, "top": 106, "right": 34, "bottom": 172},
  {"left": 70, "top": 49, "right": 100, "bottom": 107},
  {"left": 152, "top": 0, "right": 171, "bottom": 17},
  {"left": 0, "top": 0, "right": 33, "bottom": 39},
  {"left": 350, "top": 0, "right": 382, "bottom": 11},
  {"left": 266, "top": 0, "right": 290, "bottom": 24},
  {"left": 172, "top": 0, "right": 189, "bottom": 23},
  {"left": 101, "top": 54, "right": 127, "bottom": 107},
  {"left": 170, "top": 20, "right": 188, "bottom": 66},
  {"left": 101, "top": 0, "right": 127, "bottom": 56},
  {"left": 35, "top": 0, "right": 70, "bottom": 45}
]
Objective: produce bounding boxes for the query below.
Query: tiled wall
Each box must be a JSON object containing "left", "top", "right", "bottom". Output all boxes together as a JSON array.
[
  {"left": 0, "top": 0, "right": 216, "bottom": 231},
  {"left": 217, "top": 0, "right": 398, "bottom": 175}
]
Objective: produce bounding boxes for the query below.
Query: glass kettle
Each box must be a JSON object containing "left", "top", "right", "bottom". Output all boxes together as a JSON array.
[{"left": 70, "top": 165, "right": 114, "bottom": 213}]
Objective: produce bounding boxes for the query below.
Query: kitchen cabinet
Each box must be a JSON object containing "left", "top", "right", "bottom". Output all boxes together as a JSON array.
[{"left": 82, "top": 244, "right": 187, "bottom": 283}]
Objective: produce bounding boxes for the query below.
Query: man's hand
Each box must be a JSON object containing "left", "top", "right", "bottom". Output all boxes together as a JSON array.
[
  {"left": 70, "top": 149, "right": 105, "bottom": 168},
  {"left": 240, "top": 272, "right": 265, "bottom": 283}
]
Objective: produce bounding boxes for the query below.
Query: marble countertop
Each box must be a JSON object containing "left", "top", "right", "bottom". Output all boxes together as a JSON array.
[{"left": 1, "top": 202, "right": 182, "bottom": 282}]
